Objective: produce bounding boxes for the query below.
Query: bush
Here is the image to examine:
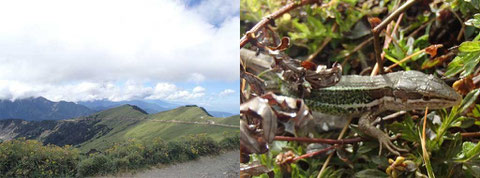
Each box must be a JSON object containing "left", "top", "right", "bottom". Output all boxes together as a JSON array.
[
  {"left": 125, "top": 152, "right": 144, "bottom": 169},
  {"left": 77, "top": 154, "right": 112, "bottom": 176},
  {"left": 0, "top": 134, "right": 240, "bottom": 177},
  {"left": 111, "top": 157, "right": 129, "bottom": 172},
  {"left": 219, "top": 134, "right": 240, "bottom": 150},
  {"left": 144, "top": 138, "right": 170, "bottom": 164},
  {"left": 0, "top": 138, "right": 79, "bottom": 177},
  {"left": 166, "top": 141, "right": 190, "bottom": 162},
  {"left": 184, "top": 134, "right": 220, "bottom": 156}
]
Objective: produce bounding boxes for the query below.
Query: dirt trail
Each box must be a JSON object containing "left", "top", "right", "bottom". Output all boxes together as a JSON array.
[
  {"left": 151, "top": 119, "right": 239, "bottom": 128},
  {"left": 152, "top": 120, "right": 240, "bottom": 128},
  {"left": 110, "top": 150, "right": 239, "bottom": 178}
]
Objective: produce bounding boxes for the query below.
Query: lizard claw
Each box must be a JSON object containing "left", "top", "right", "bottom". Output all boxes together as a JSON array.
[
  {"left": 377, "top": 133, "right": 407, "bottom": 156},
  {"left": 359, "top": 113, "right": 408, "bottom": 156}
]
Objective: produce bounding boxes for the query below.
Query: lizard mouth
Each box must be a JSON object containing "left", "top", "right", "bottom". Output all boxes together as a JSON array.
[{"left": 407, "top": 96, "right": 460, "bottom": 109}]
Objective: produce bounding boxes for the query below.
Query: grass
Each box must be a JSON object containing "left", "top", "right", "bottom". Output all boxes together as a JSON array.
[
  {"left": 79, "top": 105, "right": 239, "bottom": 152},
  {"left": 125, "top": 106, "right": 239, "bottom": 142}
]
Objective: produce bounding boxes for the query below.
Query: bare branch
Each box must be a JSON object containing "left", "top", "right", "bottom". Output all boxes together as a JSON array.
[{"left": 240, "top": 0, "right": 321, "bottom": 48}]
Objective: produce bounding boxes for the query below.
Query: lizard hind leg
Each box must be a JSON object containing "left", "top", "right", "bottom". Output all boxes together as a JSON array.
[{"left": 358, "top": 112, "right": 408, "bottom": 156}]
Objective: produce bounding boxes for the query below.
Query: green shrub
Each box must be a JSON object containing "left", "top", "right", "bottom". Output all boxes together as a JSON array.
[
  {"left": 0, "top": 138, "right": 79, "bottom": 177},
  {"left": 0, "top": 134, "right": 239, "bottom": 177},
  {"left": 144, "top": 138, "right": 170, "bottom": 164},
  {"left": 125, "top": 152, "right": 144, "bottom": 169},
  {"left": 77, "top": 154, "right": 112, "bottom": 176},
  {"left": 111, "top": 157, "right": 129, "bottom": 172},
  {"left": 184, "top": 134, "right": 220, "bottom": 156},
  {"left": 166, "top": 141, "right": 189, "bottom": 162},
  {"left": 219, "top": 135, "right": 240, "bottom": 150}
]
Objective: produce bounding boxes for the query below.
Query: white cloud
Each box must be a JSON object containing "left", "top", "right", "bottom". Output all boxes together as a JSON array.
[
  {"left": 192, "top": 86, "right": 206, "bottom": 93},
  {"left": 219, "top": 89, "right": 235, "bottom": 96},
  {"left": 0, "top": 0, "right": 239, "bottom": 105},
  {"left": 147, "top": 83, "right": 205, "bottom": 101},
  {"left": 0, "top": 0, "right": 239, "bottom": 84},
  {"left": 0, "top": 80, "right": 206, "bottom": 102}
]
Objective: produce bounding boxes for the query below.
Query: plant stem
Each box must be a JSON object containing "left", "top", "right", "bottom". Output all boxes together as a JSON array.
[
  {"left": 371, "top": 0, "right": 420, "bottom": 76},
  {"left": 293, "top": 145, "right": 337, "bottom": 161},
  {"left": 274, "top": 136, "right": 362, "bottom": 144},
  {"left": 317, "top": 117, "right": 353, "bottom": 178},
  {"left": 461, "top": 132, "right": 480, "bottom": 137},
  {"left": 421, "top": 107, "right": 436, "bottom": 178},
  {"left": 240, "top": 0, "right": 321, "bottom": 48}
]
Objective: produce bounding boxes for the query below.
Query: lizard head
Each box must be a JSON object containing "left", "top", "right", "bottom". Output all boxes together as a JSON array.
[{"left": 390, "top": 70, "right": 461, "bottom": 110}]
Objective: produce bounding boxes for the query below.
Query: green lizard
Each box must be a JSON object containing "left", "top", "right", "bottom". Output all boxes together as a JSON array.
[{"left": 268, "top": 70, "right": 461, "bottom": 155}]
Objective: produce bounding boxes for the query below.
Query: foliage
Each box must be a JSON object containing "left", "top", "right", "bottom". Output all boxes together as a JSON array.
[
  {"left": 0, "top": 134, "right": 239, "bottom": 177},
  {"left": 77, "top": 154, "right": 112, "bottom": 176},
  {"left": 0, "top": 138, "right": 79, "bottom": 177},
  {"left": 78, "top": 134, "right": 239, "bottom": 177},
  {"left": 241, "top": 0, "right": 480, "bottom": 177}
]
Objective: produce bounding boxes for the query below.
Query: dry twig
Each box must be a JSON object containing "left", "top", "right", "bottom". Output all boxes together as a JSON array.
[{"left": 240, "top": 0, "right": 321, "bottom": 48}]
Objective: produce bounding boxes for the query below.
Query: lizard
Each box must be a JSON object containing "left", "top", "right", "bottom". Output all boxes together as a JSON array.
[{"left": 266, "top": 70, "right": 461, "bottom": 155}]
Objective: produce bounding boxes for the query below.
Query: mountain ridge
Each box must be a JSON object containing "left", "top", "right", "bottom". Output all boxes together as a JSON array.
[
  {"left": 0, "top": 104, "right": 239, "bottom": 152},
  {"left": 0, "top": 97, "right": 94, "bottom": 121}
]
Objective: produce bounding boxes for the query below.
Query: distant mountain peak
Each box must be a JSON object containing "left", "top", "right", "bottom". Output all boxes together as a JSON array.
[
  {"left": 0, "top": 97, "right": 94, "bottom": 121},
  {"left": 125, "top": 104, "right": 148, "bottom": 115},
  {"left": 198, "top": 107, "right": 213, "bottom": 117},
  {"left": 180, "top": 105, "right": 213, "bottom": 117},
  {"left": 78, "top": 100, "right": 171, "bottom": 114}
]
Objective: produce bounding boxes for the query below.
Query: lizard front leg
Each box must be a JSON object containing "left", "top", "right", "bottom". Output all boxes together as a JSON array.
[{"left": 358, "top": 112, "right": 407, "bottom": 155}]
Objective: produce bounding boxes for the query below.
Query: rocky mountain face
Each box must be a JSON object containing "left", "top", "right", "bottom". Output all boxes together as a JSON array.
[{"left": 0, "top": 97, "right": 94, "bottom": 121}]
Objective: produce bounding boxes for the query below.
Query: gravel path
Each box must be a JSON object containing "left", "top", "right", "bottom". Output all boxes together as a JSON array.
[{"left": 110, "top": 150, "right": 239, "bottom": 178}]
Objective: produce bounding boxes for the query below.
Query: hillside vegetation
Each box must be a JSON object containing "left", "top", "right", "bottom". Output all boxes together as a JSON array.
[
  {"left": 0, "top": 104, "right": 240, "bottom": 177},
  {"left": 0, "top": 104, "right": 239, "bottom": 152},
  {"left": 240, "top": 0, "right": 480, "bottom": 177}
]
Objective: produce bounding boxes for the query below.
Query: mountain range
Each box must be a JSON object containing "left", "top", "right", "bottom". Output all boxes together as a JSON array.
[
  {"left": 0, "top": 104, "right": 239, "bottom": 152},
  {"left": 0, "top": 97, "right": 236, "bottom": 121},
  {"left": 0, "top": 97, "right": 94, "bottom": 121}
]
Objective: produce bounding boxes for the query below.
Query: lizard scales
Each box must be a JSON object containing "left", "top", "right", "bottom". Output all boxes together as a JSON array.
[{"left": 286, "top": 70, "right": 461, "bottom": 116}]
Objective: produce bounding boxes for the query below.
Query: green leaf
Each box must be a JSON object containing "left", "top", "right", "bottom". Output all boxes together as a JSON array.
[
  {"left": 445, "top": 55, "right": 466, "bottom": 78},
  {"left": 292, "top": 20, "right": 311, "bottom": 35},
  {"left": 465, "top": 14, "right": 480, "bottom": 28},
  {"left": 459, "top": 89, "right": 480, "bottom": 113},
  {"left": 357, "top": 141, "right": 379, "bottom": 154},
  {"left": 443, "top": 133, "right": 463, "bottom": 160},
  {"left": 445, "top": 51, "right": 480, "bottom": 78},
  {"left": 455, "top": 141, "right": 480, "bottom": 163},
  {"left": 306, "top": 16, "right": 325, "bottom": 35},
  {"left": 387, "top": 116, "right": 419, "bottom": 143},
  {"left": 465, "top": 164, "right": 480, "bottom": 177},
  {"left": 459, "top": 41, "right": 480, "bottom": 52},
  {"left": 472, "top": 104, "right": 480, "bottom": 117},
  {"left": 354, "top": 169, "right": 388, "bottom": 178},
  {"left": 460, "top": 117, "right": 476, "bottom": 128}
]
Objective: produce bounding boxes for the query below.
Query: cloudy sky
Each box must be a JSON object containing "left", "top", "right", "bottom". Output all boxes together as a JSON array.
[{"left": 0, "top": 0, "right": 239, "bottom": 113}]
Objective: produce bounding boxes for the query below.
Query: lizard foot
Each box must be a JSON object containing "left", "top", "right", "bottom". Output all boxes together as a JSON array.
[{"left": 377, "top": 132, "right": 408, "bottom": 156}]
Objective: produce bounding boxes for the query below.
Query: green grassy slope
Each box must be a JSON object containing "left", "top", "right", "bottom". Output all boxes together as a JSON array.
[
  {"left": 215, "top": 115, "right": 240, "bottom": 126},
  {"left": 78, "top": 105, "right": 147, "bottom": 151},
  {"left": 78, "top": 105, "right": 239, "bottom": 152},
  {"left": 124, "top": 106, "right": 239, "bottom": 142}
]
